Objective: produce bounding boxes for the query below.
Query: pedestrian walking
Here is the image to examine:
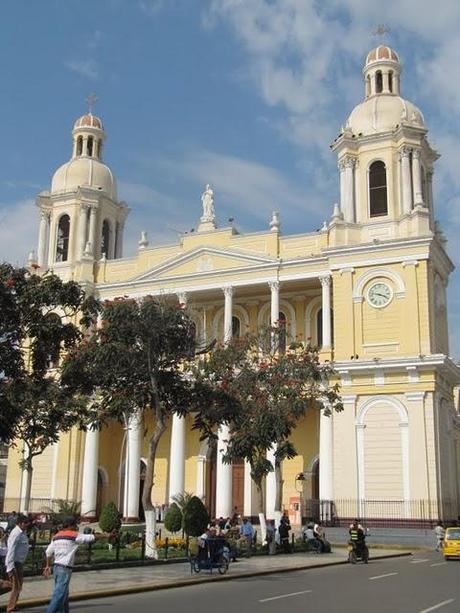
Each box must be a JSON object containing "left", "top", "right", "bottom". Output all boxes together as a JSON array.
[
  {"left": 434, "top": 521, "right": 445, "bottom": 552},
  {"left": 266, "top": 520, "right": 277, "bottom": 555},
  {"left": 43, "top": 517, "right": 109, "bottom": 613},
  {"left": 278, "top": 517, "right": 291, "bottom": 553},
  {"left": 5, "top": 514, "right": 30, "bottom": 612}
]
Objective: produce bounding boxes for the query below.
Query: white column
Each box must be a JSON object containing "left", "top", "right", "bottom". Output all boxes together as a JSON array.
[
  {"left": 81, "top": 427, "right": 100, "bottom": 518},
  {"left": 125, "top": 413, "right": 142, "bottom": 520},
  {"left": 215, "top": 424, "right": 232, "bottom": 518},
  {"left": 223, "top": 285, "right": 233, "bottom": 344},
  {"left": 196, "top": 455, "right": 206, "bottom": 501},
  {"left": 382, "top": 70, "right": 390, "bottom": 93},
  {"left": 319, "top": 410, "right": 333, "bottom": 502},
  {"left": 400, "top": 147, "right": 412, "bottom": 214},
  {"left": 169, "top": 414, "right": 186, "bottom": 503},
  {"left": 319, "top": 275, "right": 332, "bottom": 349},
  {"left": 343, "top": 157, "right": 356, "bottom": 222},
  {"left": 266, "top": 446, "right": 277, "bottom": 519},
  {"left": 37, "top": 212, "right": 49, "bottom": 267},
  {"left": 88, "top": 207, "right": 97, "bottom": 256},
  {"left": 412, "top": 148, "right": 424, "bottom": 206},
  {"left": 78, "top": 205, "right": 88, "bottom": 259},
  {"left": 115, "top": 221, "right": 124, "bottom": 258},
  {"left": 339, "top": 160, "right": 346, "bottom": 217},
  {"left": 269, "top": 280, "right": 280, "bottom": 326},
  {"left": 243, "top": 460, "right": 252, "bottom": 517}
]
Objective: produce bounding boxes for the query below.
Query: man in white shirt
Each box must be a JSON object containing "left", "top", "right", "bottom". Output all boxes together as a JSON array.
[
  {"left": 5, "top": 514, "right": 30, "bottom": 612},
  {"left": 43, "top": 518, "right": 108, "bottom": 613}
]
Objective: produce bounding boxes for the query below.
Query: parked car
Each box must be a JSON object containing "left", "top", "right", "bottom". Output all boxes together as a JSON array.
[{"left": 443, "top": 527, "right": 460, "bottom": 560}]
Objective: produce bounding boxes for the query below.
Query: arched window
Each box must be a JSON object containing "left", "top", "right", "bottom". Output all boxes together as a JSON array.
[
  {"left": 366, "top": 75, "right": 371, "bottom": 97},
  {"left": 388, "top": 71, "right": 393, "bottom": 93},
  {"left": 369, "top": 161, "right": 388, "bottom": 217},
  {"left": 56, "top": 214, "right": 70, "bottom": 262},
  {"left": 279, "top": 311, "right": 287, "bottom": 353},
  {"left": 76, "top": 136, "right": 83, "bottom": 156},
  {"left": 232, "top": 316, "right": 241, "bottom": 339},
  {"left": 87, "top": 136, "right": 94, "bottom": 157},
  {"left": 101, "top": 220, "right": 110, "bottom": 258},
  {"left": 376, "top": 71, "right": 383, "bottom": 93}
]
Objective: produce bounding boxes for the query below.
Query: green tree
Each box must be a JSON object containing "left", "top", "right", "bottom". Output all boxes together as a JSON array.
[
  {"left": 164, "top": 502, "right": 183, "bottom": 533},
  {"left": 194, "top": 329, "right": 342, "bottom": 516},
  {"left": 182, "top": 496, "right": 209, "bottom": 537},
  {"left": 61, "top": 297, "right": 229, "bottom": 557},
  {"left": 98, "top": 502, "right": 122, "bottom": 533},
  {"left": 0, "top": 264, "right": 98, "bottom": 510}
]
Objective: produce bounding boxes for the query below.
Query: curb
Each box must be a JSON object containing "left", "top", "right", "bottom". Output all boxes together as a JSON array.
[{"left": 5, "top": 551, "right": 412, "bottom": 610}]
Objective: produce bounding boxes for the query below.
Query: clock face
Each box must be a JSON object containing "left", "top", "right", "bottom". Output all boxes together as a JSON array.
[{"left": 367, "top": 282, "right": 392, "bottom": 308}]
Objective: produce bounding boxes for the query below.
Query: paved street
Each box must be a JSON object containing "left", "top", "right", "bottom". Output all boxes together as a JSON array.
[{"left": 21, "top": 551, "right": 460, "bottom": 613}]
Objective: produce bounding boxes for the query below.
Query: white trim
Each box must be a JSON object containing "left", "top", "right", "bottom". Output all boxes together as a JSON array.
[
  {"left": 362, "top": 341, "right": 399, "bottom": 347},
  {"left": 342, "top": 395, "right": 358, "bottom": 404},
  {"left": 330, "top": 253, "right": 429, "bottom": 272},
  {"left": 374, "top": 368, "right": 385, "bottom": 385},
  {"left": 405, "top": 392, "right": 426, "bottom": 401},
  {"left": 354, "top": 267, "right": 405, "bottom": 299},
  {"left": 212, "top": 304, "right": 250, "bottom": 339},
  {"left": 257, "top": 299, "right": 297, "bottom": 339}
]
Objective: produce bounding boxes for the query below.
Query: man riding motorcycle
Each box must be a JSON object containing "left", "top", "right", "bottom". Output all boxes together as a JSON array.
[{"left": 348, "top": 520, "right": 369, "bottom": 563}]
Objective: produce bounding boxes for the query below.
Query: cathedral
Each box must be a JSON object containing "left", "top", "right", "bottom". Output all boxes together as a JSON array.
[{"left": 4, "top": 45, "right": 460, "bottom": 525}]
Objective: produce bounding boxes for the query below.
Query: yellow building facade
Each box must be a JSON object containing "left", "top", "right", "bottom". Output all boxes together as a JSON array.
[{"left": 5, "top": 45, "right": 460, "bottom": 524}]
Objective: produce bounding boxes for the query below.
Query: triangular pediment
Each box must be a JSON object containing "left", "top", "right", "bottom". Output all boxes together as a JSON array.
[{"left": 134, "top": 246, "right": 277, "bottom": 282}]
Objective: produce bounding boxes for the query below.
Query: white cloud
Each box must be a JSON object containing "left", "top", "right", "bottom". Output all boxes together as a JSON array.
[
  {"left": 0, "top": 199, "right": 37, "bottom": 266},
  {"left": 65, "top": 59, "right": 99, "bottom": 80}
]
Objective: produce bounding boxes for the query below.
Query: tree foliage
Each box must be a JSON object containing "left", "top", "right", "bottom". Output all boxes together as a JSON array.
[
  {"left": 164, "top": 502, "right": 183, "bottom": 533},
  {"left": 182, "top": 496, "right": 209, "bottom": 537},
  {"left": 0, "top": 264, "right": 99, "bottom": 509},
  {"left": 194, "top": 329, "right": 343, "bottom": 513}
]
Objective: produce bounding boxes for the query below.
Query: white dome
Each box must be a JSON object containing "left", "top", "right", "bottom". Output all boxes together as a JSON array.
[
  {"left": 345, "top": 95, "right": 425, "bottom": 136},
  {"left": 51, "top": 157, "right": 117, "bottom": 200}
]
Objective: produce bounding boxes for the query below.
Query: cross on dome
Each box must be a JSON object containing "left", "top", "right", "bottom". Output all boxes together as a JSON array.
[{"left": 85, "top": 93, "right": 99, "bottom": 114}]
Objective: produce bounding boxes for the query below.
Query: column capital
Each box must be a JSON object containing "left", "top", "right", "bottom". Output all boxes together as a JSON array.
[
  {"left": 319, "top": 274, "right": 331, "bottom": 287},
  {"left": 268, "top": 280, "right": 280, "bottom": 293},
  {"left": 40, "top": 210, "right": 51, "bottom": 221},
  {"left": 412, "top": 148, "right": 421, "bottom": 160},
  {"left": 222, "top": 285, "right": 233, "bottom": 298},
  {"left": 399, "top": 146, "right": 412, "bottom": 159},
  {"left": 343, "top": 155, "right": 357, "bottom": 169}
]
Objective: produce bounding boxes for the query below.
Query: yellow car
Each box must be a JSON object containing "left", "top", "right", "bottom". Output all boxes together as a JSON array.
[{"left": 443, "top": 527, "right": 460, "bottom": 560}]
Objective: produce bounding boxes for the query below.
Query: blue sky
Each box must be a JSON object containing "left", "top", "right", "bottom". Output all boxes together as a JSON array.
[{"left": 1, "top": 0, "right": 460, "bottom": 357}]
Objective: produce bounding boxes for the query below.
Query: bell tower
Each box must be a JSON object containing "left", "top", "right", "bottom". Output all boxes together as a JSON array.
[
  {"left": 35, "top": 103, "right": 129, "bottom": 279},
  {"left": 330, "top": 45, "right": 437, "bottom": 244}
]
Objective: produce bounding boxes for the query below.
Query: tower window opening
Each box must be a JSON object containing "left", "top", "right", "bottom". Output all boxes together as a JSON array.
[
  {"left": 101, "top": 219, "right": 110, "bottom": 258},
  {"left": 56, "top": 214, "right": 70, "bottom": 262},
  {"left": 388, "top": 71, "right": 393, "bottom": 93},
  {"left": 232, "top": 315, "right": 241, "bottom": 339},
  {"left": 369, "top": 161, "right": 388, "bottom": 217},
  {"left": 87, "top": 136, "right": 94, "bottom": 157},
  {"left": 376, "top": 71, "right": 383, "bottom": 93},
  {"left": 76, "top": 136, "right": 83, "bottom": 156}
]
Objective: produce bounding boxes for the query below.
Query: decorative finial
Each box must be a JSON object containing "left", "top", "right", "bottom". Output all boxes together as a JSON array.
[
  {"left": 138, "top": 231, "right": 149, "bottom": 250},
  {"left": 85, "top": 93, "right": 98, "bottom": 114},
  {"left": 83, "top": 241, "right": 93, "bottom": 258},
  {"left": 321, "top": 220, "right": 328, "bottom": 231},
  {"left": 372, "top": 24, "right": 391, "bottom": 38},
  {"left": 331, "top": 203, "right": 343, "bottom": 221},
  {"left": 270, "top": 210, "right": 280, "bottom": 233},
  {"left": 27, "top": 250, "right": 37, "bottom": 267}
]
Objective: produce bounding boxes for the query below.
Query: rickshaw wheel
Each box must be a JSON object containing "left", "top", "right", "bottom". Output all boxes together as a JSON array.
[{"left": 217, "top": 555, "right": 229, "bottom": 574}]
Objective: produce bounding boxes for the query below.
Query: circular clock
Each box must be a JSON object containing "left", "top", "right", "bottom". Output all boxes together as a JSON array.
[{"left": 367, "top": 282, "right": 392, "bottom": 308}]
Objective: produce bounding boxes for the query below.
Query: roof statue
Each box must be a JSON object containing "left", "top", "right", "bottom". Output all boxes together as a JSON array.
[{"left": 197, "top": 183, "right": 217, "bottom": 232}]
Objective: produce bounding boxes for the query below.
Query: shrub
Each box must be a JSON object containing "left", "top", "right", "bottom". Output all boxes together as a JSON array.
[
  {"left": 164, "top": 503, "right": 182, "bottom": 533},
  {"left": 182, "top": 496, "right": 209, "bottom": 537},
  {"left": 98, "top": 502, "right": 121, "bottom": 533}
]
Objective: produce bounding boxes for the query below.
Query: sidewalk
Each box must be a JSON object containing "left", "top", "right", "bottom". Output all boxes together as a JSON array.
[{"left": 0, "top": 547, "right": 410, "bottom": 610}]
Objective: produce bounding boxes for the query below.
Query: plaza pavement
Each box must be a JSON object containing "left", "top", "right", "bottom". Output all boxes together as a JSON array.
[{"left": 0, "top": 547, "right": 410, "bottom": 611}]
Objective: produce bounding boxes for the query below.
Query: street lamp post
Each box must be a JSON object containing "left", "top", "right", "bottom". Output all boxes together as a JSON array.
[{"left": 295, "top": 472, "right": 306, "bottom": 528}]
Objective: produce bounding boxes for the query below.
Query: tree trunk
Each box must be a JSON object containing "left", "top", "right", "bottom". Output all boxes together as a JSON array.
[
  {"left": 22, "top": 463, "right": 33, "bottom": 513},
  {"left": 274, "top": 460, "right": 283, "bottom": 513},
  {"left": 253, "top": 477, "right": 264, "bottom": 515},
  {"left": 142, "top": 414, "right": 167, "bottom": 559}
]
